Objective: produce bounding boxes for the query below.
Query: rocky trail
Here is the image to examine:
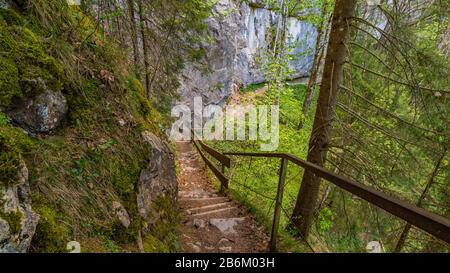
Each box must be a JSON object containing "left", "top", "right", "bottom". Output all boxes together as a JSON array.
[{"left": 176, "top": 142, "right": 269, "bottom": 253}]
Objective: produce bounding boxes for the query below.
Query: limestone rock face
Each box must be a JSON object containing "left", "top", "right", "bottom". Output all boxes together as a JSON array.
[
  {"left": 137, "top": 131, "right": 178, "bottom": 231},
  {"left": 8, "top": 78, "right": 67, "bottom": 134},
  {"left": 0, "top": 0, "right": 10, "bottom": 9},
  {"left": 0, "top": 160, "right": 39, "bottom": 253},
  {"left": 178, "top": 0, "right": 318, "bottom": 106}
]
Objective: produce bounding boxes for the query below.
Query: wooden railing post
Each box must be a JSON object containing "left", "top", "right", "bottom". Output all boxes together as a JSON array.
[
  {"left": 220, "top": 164, "right": 228, "bottom": 192},
  {"left": 270, "top": 157, "right": 288, "bottom": 252}
]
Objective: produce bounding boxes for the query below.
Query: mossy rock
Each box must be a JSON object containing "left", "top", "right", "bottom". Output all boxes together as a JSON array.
[
  {"left": 0, "top": 22, "right": 63, "bottom": 108},
  {"left": 0, "top": 123, "right": 35, "bottom": 151},
  {"left": 31, "top": 205, "right": 71, "bottom": 253},
  {"left": 0, "top": 133, "right": 20, "bottom": 186},
  {"left": 0, "top": 122, "right": 34, "bottom": 186},
  {"left": 0, "top": 57, "right": 21, "bottom": 107},
  {"left": 0, "top": 210, "right": 23, "bottom": 234}
]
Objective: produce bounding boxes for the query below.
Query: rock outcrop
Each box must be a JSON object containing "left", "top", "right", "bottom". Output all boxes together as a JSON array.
[
  {"left": 178, "top": 0, "right": 318, "bottom": 106},
  {"left": 112, "top": 201, "right": 131, "bottom": 229},
  {"left": 0, "top": 0, "right": 10, "bottom": 9},
  {"left": 8, "top": 78, "right": 67, "bottom": 134},
  {"left": 137, "top": 131, "right": 178, "bottom": 232},
  {"left": 0, "top": 159, "right": 39, "bottom": 253}
]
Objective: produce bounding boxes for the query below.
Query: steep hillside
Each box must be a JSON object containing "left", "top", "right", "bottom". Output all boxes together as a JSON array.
[{"left": 0, "top": 1, "right": 178, "bottom": 253}]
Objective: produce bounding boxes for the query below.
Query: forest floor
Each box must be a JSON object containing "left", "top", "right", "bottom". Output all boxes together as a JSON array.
[{"left": 176, "top": 141, "right": 270, "bottom": 253}]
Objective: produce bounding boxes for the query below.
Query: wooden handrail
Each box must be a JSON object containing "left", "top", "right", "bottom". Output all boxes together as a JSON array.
[
  {"left": 225, "top": 151, "right": 450, "bottom": 244},
  {"left": 188, "top": 141, "right": 450, "bottom": 248},
  {"left": 192, "top": 139, "right": 229, "bottom": 189},
  {"left": 197, "top": 140, "right": 231, "bottom": 168}
]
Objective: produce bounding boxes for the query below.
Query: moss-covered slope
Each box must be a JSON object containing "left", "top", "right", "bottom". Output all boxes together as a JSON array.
[{"left": 0, "top": 1, "right": 178, "bottom": 253}]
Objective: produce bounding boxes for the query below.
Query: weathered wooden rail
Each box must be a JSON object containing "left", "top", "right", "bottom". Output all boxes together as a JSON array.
[
  {"left": 189, "top": 138, "right": 450, "bottom": 251},
  {"left": 191, "top": 137, "right": 230, "bottom": 192}
]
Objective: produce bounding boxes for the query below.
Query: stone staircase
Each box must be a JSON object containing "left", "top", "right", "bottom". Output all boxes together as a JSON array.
[
  {"left": 179, "top": 190, "right": 240, "bottom": 219},
  {"left": 178, "top": 189, "right": 268, "bottom": 253},
  {"left": 176, "top": 142, "right": 269, "bottom": 253}
]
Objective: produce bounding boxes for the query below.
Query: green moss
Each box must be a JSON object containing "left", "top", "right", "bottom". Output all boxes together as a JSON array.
[
  {"left": 143, "top": 196, "right": 180, "bottom": 253},
  {"left": 103, "top": 146, "right": 146, "bottom": 197},
  {"left": 31, "top": 205, "right": 71, "bottom": 253},
  {"left": 143, "top": 234, "right": 170, "bottom": 253},
  {"left": 0, "top": 9, "right": 24, "bottom": 26},
  {"left": 128, "top": 77, "right": 153, "bottom": 118},
  {"left": 12, "top": 26, "right": 63, "bottom": 92},
  {"left": 0, "top": 57, "right": 21, "bottom": 107},
  {"left": 0, "top": 22, "right": 63, "bottom": 106},
  {"left": 0, "top": 125, "right": 34, "bottom": 186},
  {"left": 190, "top": 48, "right": 206, "bottom": 62},
  {"left": 0, "top": 19, "right": 17, "bottom": 51},
  {"left": 127, "top": 76, "right": 166, "bottom": 133},
  {"left": 0, "top": 125, "right": 35, "bottom": 152},
  {"left": 0, "top": 210, "right": 23, "bottom": 234},
  {"left": 0, "top": 112, "right": 10, "bottom": 125}
]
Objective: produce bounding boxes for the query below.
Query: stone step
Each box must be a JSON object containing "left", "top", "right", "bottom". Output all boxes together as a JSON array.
[
  {"left": 178, "top": 190, "right": 217, "bottom": 199},
  {"left": 179, "top": 196, "right": 229, "bottom": 203},
  {"left": 190, "top": 207, "right": 240, "bottom": 218},
  {"left": 180, "top": 197, "right": 230, "bottom": 208},
  {"left": 185, "top": 202, "right": 233, "bottom": 214}
]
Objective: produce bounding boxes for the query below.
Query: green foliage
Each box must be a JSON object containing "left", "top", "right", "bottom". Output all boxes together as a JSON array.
[
  {"left": 0, "top": 112, "right": 10, "bottom": 125},
  {"left": 326, "top": 1, "right": 450, "bottom": 252},
  {"left": 317, "top": 207, "right": 334, "bottom": 233},
  {"left": 240, "top": 83, "right": 266, "bottom": 94},
  {"left": 209, "top": 83, "right": 317, "bottom": 253},
  {"left": 100, "top": 236, "right": 123, "bottom": 253},
  {"left": 190, "top": 47, "right": 207, "bottom": 62}
]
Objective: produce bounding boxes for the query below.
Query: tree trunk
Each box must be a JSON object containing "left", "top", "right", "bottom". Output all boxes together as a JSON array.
[
  {"left": 138, "top": 0, "right": 151, "bottom": 96},
  {"left": 394, "top": 149, "right": 447, "bottom": 253},
  {"left": 291, "top": 0, "right": 357, "bottom": 239},
  {"left": 298, "top": 5, "right": 331, "bottom": 129},
  {"left": 127, "top": 0, "right": 140, "bottom": 75}
]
